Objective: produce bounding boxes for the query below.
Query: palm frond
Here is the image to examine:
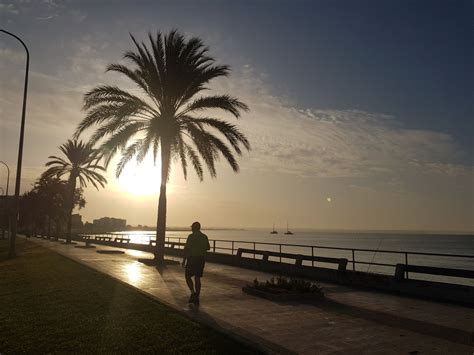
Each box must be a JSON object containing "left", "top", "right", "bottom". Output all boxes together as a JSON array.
[
  {"left": 179, "top": 95, "right": 248, "bottom": 118},
  {"left": 78, "top": 30, "right": 250, "bottom": 184},
  {"left": 116, "top": 139, "right": 144, "bottom": 177}
]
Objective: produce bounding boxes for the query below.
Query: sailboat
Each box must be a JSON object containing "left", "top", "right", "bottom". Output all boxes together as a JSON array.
[
  {"left": 270, "top": 223, "right": 278, "bottom": 234},
  {"left": 284, "top": 222, "right": 293, "bottom": 235}
]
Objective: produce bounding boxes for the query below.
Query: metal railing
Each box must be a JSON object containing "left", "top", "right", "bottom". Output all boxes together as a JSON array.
[{"left": 79, "top": 232, "right": 474, "bottom": 280}]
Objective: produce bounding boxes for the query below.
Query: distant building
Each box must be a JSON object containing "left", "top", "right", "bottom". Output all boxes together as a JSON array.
[
  {"left": 92, "top": 217, "right": 127, "bottom": 231},
  {"left": 71, "top": 214, "right": 83, "bottom": 229}
]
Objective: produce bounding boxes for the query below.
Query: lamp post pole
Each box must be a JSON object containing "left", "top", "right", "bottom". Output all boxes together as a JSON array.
[
  {"left": 0, "top": 161, "right": 10, "bottom": 239},
  {"left": 0, "top": 29, "right": 29, "bottom": 258}
]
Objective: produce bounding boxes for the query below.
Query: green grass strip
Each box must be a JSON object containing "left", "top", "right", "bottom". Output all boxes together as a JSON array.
[{"left": 0, "top": 239, "right": 260, "bottom": 354}]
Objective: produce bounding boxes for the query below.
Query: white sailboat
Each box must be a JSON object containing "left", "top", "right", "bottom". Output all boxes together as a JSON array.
[{"left": 270, "top": 223, "right": 278, "bottom": 234}]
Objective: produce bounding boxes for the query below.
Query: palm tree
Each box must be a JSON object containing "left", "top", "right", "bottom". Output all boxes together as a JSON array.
[
  {"left": 75, "top": 30, "right": 250, "bottom": 263},
  {"left": 42, "top": 139, "right": 106, "bottom": 243}
]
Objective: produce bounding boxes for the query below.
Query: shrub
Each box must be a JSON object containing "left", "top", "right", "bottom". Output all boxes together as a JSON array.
[{"left": 252, "top": 276, "right": 323, "bottom": 295}]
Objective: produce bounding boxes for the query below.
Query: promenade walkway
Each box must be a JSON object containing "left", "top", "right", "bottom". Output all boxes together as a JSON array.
[{"left": 27, "top": 237, "right": 473, "bottom": 354}]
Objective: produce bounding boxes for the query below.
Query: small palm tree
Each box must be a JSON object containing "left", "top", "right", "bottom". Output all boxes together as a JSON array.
[
  {"left": 75, "top": 30, "right": 250, "bottom": 262},
  {"left": 42, "top": 139, "right": 106, "bottom": 243}
]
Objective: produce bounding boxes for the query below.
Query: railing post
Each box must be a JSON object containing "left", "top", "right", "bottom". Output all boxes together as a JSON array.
[
  {"left": 213, "top": 240, "right": 216, "bottom": 253},
  {"left": 405, "top": 253, "right": 409, "bottom": 279},
  {"left": 279, "top": 244, "right": 282, "bottom": 263},
  {"left": 311, "top": 247, "right": 314, "bottom": 267},
  {"left": 352, "top": 250, "right": 355, "bottom": 271},
  {"left": 232, "top": 241, "right": 234, "bottom": 255},
  {"left": 253, "top": 242, "right": 256, "bottom": 259}
]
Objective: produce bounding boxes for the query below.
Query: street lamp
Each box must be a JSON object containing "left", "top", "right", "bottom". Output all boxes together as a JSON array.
[
  {"left": 0, "top": 161, "right": 10, "bottom": 196},
  {"left": 0, "top": 29, "right": 29, "bottom": 258}
]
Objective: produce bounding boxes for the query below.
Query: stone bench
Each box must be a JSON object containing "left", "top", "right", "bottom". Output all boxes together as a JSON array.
[
  {"left": 147, "top": 240, "right": 186, "bottom": 249},
  {"left": 236, "top": 248, "right": 348, "bottom": 271},
  {"left": 94, "top": 236, "right": 112, "bottom": 242},
  {"left": 394, "top": 264, "right": 474, "bottom": 281},
  {"left": 81, "top": 235, "right": 93, "bottom": 246},
  {"left": 167, "top": 241, "right": 186, "bottom": 249}
]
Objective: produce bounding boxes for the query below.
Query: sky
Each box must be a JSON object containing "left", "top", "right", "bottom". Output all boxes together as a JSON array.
[{"left": 0, "top": 0, "right": 472, "bottom": 232}]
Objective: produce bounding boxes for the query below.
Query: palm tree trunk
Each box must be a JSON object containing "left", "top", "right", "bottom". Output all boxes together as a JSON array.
[
  {"left": 154, "top": 141, "right": 171, "bottom": 262},
  {"left": 66, "top": 176, "right": 76, "bottom": 244}
]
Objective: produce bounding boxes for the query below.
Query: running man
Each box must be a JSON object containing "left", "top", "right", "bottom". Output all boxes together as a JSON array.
[{"left": 182, "top": 221, "right": 210, "bottom": 305}]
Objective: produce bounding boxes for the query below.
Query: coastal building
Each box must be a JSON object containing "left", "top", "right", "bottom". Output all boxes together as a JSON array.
[
  {"left": 92, "top": 217, "right": 127, "bottom": 231},
  {"left": 71, "top": 214, "right": 83, "bottom": 229}
]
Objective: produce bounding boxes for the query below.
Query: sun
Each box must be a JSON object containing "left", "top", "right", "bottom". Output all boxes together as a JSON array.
[{"left": 115, "top": 156, "right": 167, "bottom": 196}]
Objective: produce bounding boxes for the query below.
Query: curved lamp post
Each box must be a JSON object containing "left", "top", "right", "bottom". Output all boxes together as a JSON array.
[
  {"left": 0, "top": 29, "right": 29, "bottom": 257},
  {"left": 0, "top": 161, "right": 10, "bottom": 196}
]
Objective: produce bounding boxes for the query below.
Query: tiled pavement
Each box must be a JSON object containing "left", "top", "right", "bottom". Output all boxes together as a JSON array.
[{"left": 26, "top": 237, "right": 473, "bottom": 354}]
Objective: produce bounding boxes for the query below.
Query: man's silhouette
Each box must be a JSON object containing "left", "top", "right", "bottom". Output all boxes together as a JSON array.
[{"left": 182, "top": 221, "right": 210, "bottom": 305}]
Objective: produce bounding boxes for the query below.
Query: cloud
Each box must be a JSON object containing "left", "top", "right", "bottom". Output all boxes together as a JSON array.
[
  {"left": 0, "top": 47, "right": 25, "bottom": 63},
  {"left": 0, "top": 3, "right": 20, "bottom": 15},
  {"left": 209, "top": 66, "right": 471, "bottom": 179},
  {"left": 2, "top": 46, "right": 472, "bottom": 198},
  {"left": 0, "top": 0, "right": 86, "bottom": 22}
]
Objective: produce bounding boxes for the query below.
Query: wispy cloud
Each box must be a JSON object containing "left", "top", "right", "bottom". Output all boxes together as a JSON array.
[
  {"left": 211, "top": 66, "right": 471, "bottom": 180},
  {"left": 0, "top": 3, "right": 20, "bottom": 15},
  {"left": 0, "top": 0, "right": 86, "bottom": 21}
]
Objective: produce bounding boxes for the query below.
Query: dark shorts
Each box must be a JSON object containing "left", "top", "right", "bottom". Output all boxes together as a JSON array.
[{"left": 185, "top": 256, "right": 205, "bottom": 278}]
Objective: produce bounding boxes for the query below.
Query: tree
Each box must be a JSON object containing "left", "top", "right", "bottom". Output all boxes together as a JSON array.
[
  {"left": 75, "top": 30, "right": 250, "bottom": 263},
  {"left": 19, "top": 176, "right": 85, "bottom": 239},
  {"left": 18, "top": 189, "right": 41, "bottom": 237},
  {"left": 36, "top": 175, "right": 85, "bottom": 240},
  {"left": 42, "top": 139, "right": 106, "bottom": 243}
]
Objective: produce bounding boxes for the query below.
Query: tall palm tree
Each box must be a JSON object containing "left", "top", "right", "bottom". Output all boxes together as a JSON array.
[
  {"left": 42, "top": 139, "right": 106, "bottom": 243},
  {"left": 75, "top": 30, "right": 250, "bottom": 263}
]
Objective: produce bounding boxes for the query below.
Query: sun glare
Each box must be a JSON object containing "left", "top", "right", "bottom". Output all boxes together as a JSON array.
[
  {"left": 124, "top": 263, "right": 142, "bottom": 283},
  {"left": 115, "top": 156, "right": 170, "bottom": 196}
]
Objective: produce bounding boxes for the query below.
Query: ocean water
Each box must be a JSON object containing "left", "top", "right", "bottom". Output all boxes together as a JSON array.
[{"left": 107, "top": 229, "right": 474, "bottom": 285}]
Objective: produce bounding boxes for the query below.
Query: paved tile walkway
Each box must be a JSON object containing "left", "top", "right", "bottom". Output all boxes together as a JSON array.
[{"left": 26, "top": 237, "right": 473, "bottom": 354}]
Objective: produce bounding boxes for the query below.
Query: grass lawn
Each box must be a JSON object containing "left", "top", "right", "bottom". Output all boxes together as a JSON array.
[{"left": 0, "top": 238, "right": 260, "bottom": 354}]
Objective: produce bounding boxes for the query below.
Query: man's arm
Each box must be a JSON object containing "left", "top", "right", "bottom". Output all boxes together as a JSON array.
[{"left": 182, "top": 237, "right": 190, "bottom": 266}]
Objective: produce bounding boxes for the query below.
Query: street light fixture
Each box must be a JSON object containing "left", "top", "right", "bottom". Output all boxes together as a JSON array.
[
  {"left": 0, "top": 161, "right": 10, "bottom": 196},
  {"left": 0, "top": 29, "right": 29, "bottom": 258}
]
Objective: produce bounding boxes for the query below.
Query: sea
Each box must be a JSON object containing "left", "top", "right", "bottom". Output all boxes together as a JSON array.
[{"left": 104, "top": 229, "right": 474, "bottom": 286}]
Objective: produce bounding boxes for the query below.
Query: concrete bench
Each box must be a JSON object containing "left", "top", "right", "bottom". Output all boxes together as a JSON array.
[
  {"left": 394, "top": 264, "right": 474, "bottom": 281},
  {"left": 236, "top": 248, "right": 348, "bottom": 271},
  {"left": 81, "top": 235, "right": 93, "bottom": 246},
  {"left": 167, "top": 241, "right": 186, "bottom": 249},
  {"left": 95, "top": 236, "right": 112, "bottom": 242},
  {"left": 147, "top": 240, "right": 186, "bottom": 248}
]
